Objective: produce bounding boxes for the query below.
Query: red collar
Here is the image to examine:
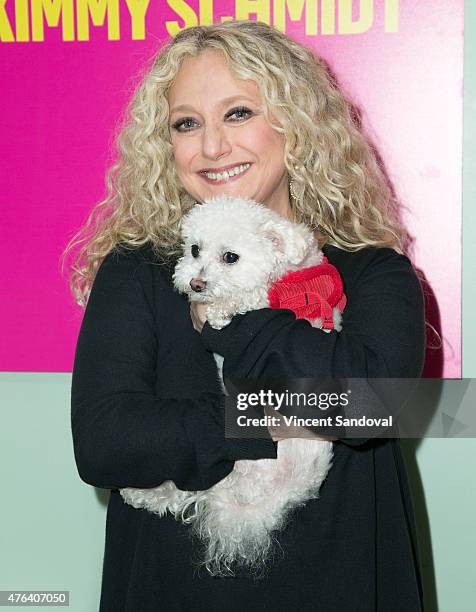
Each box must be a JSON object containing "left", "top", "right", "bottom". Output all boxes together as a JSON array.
[{"left": 268, "top": 257, "right": 347, "bottom": 329}]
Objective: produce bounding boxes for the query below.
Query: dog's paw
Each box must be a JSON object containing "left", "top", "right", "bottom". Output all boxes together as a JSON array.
[
  {"left": 333, "top": 308, "right": 343, "bottom": 332},
  {"left": 206, "top": 305, "right": 233, "bottom": 330},
  {"left": 209, "top": 318, "right": 233, "bottom": 330},
  {"left": 310, "top": 317, "right": 323, "bottom": 329}
]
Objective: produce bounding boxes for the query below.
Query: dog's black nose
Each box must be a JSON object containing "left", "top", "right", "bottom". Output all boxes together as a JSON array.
[{"left": 190, "top": 278, "right": 207, "bottom": 292}]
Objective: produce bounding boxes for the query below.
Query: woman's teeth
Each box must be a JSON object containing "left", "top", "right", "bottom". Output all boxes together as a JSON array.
[{"left": 203, "top": 163, "right": 250, "bottom": 181}]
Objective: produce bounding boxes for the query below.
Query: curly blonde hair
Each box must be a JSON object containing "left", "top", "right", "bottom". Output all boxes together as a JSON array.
[{"left": 62, "top": 20, "right": 409, "bottom": 307}]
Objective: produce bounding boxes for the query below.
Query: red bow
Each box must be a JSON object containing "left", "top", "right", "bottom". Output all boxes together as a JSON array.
[{"left": 268, "top": 257, "right": 347, "bottom": 329}]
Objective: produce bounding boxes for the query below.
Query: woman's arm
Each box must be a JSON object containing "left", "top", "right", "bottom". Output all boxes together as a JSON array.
[
  {"left": 71, "top": 247, "right": 276, "bottom": 492},
  {"left": 200, "top": 247, "right": 426, "bottom": 445}
]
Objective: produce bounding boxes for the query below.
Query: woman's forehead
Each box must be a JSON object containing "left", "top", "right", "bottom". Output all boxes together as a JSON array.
[{"left": 168, "top": 51, "right": 261, "bottom": 109}]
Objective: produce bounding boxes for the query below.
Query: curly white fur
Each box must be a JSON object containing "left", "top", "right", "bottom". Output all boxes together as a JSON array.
[{"left": 121, "top": 196, "right": 340, "bottom": 576}]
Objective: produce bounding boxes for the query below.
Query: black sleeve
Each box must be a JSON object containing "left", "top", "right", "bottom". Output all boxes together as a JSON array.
[
  {"left": 70, "top": 247, "right": 277, "bottom": 492},
  {"left": 201, "top": 247, "right": 426, "bottom": 447}
]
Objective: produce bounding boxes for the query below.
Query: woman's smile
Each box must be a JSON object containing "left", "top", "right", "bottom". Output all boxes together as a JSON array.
[{"left": 198, "top": 162, "right": 252, "bottom": 184}]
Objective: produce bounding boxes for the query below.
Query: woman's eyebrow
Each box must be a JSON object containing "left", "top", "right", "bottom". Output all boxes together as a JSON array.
[{"left": 169, "top": 95, "right": 257, "bottom": 115}]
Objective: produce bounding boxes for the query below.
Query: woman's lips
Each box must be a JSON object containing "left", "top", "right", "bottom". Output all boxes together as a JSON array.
[{"left": 198, "top": 164, "right": 252, "bottom": 185}]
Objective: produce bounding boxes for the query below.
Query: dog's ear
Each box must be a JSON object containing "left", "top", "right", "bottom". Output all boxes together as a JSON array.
[
  {"left": 262, "top": 230, "right": 285, "bottom": 253},
  {"left": 260, "top": 222, "right": 311, "bottom": 265}
]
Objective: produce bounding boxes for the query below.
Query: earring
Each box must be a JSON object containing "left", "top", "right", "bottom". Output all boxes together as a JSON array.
[{"left": 289, "top": 178, "right": 300, "bottom": 202}]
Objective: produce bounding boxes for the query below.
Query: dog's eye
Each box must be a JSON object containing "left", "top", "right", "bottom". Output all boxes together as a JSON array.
[
  {"left": 191, "top": 244, "right": 200, "bottom": 258},
  {"left": 223, "top": 251, "right": 239, "bottom": 264}
]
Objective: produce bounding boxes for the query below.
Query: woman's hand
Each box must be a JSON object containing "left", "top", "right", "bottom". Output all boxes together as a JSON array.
[{"left": 190, "top": 302, "right": 209, "bottom": 333}]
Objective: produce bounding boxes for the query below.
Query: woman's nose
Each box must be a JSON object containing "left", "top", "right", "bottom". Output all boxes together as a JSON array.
[
  {"left": 201, "top": 123, "right": 232, "bottom": 160},
  {"left": 190, "top": 278, "right": 207, "bottom": 292}
]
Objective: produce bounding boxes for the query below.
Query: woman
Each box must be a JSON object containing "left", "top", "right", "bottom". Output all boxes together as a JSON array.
[{"left": 66, "top": 21, "right": 426, "bottom": 611}]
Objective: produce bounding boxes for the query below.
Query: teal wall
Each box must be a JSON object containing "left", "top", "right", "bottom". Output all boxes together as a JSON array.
[{"left": 1, "top": 6, "right": 475, "bottom": 611}]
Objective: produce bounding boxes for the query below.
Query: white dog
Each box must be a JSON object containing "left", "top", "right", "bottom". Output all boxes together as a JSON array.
[{"left": 120, "top": 196, "right": 344, "bottom": 576}]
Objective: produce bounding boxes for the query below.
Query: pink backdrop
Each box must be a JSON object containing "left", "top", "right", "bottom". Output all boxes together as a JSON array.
[{"left": 0, "top": 1, "right": 463, "bottom": 376}]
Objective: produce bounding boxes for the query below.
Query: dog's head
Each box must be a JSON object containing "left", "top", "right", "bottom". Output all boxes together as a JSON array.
[
  {"left": 173, "top": 196, "right": 317, "bottom": 302},
  {"left": 173, "top": 195, "right": 320, "bottom": 302}
]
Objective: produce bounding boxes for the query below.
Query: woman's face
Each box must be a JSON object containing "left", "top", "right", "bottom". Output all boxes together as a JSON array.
[{"left": 168, "top": 49, "right": 292, "bottom": 218}]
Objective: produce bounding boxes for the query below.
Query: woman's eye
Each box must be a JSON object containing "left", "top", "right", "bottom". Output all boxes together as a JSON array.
[
  {"left": 223, "top": 251, "right": 239, "bottom": 264},
  {"left": 226, "top": 106, "right": 253, "bottom": 122},
  {"left": 191, "top": 244, "right": 200, "bottom": 258},
  {"left": 171, "top": 117, "right": 198, "bottom": 132},
  {"left": 171, "top": 107, "right": 253, "bottom": 133}
]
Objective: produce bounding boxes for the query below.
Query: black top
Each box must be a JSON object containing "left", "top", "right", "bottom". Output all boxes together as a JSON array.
[{"left": 71, "top": 241, "right": 426, "bottom": 612}]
